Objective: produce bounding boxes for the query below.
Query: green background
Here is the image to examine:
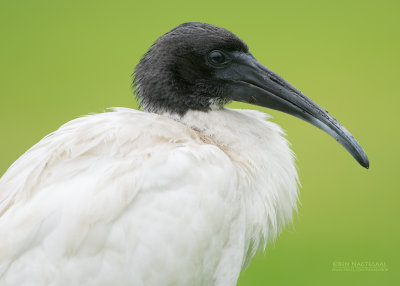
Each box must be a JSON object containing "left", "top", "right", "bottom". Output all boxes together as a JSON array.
[{"left": 0, "top": 0, "right": 398, "bottom": 285}]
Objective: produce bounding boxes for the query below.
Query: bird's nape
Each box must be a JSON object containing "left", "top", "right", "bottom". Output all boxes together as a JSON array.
[
  {"left": 133, "top": 22, "right": 369, "bottom": 168},
  {"left": 0, "top": 21, "right": 369, "bottom": 286}
]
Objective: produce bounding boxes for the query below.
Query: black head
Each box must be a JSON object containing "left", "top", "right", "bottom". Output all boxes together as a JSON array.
[
  {"left": 132, "top": 22, "right": 369, "bottom": 169},
  {"left": 133, "top": 22, "right": 248, "bottom": 115}
]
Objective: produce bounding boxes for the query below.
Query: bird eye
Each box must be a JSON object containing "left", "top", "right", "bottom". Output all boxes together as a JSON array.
[{"left": 208, "top": 50, "right": 227, "bottom": 66}]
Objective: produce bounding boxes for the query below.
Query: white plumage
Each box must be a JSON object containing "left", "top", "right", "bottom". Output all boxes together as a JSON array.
[
  {"left": 1, "top": 22, "right": 369, "bottom": 286},
  {"left": 0, "top": 107, "right": 298, "bottom": 286}
]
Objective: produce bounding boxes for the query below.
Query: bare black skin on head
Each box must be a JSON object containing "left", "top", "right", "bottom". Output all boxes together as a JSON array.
[
  {"left": 133, "top": 22, "right": 248, "bottom": 115},
  {"left": 133, "top": 22, "right": 369, "bottom": 168}
]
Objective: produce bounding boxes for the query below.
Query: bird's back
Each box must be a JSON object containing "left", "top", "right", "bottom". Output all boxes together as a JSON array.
[{"left": 0, "top": 108, "right": 242, "bottom": 286}]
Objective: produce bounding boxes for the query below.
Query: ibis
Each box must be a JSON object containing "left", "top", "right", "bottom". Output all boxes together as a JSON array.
[{"left": 0, "top": 22, "right": 368, "bottom": 286}]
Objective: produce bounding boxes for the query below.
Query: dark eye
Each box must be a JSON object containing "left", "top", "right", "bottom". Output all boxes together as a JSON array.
[{"left": 208, "top": 50, "right": 227, "bottom": 65}]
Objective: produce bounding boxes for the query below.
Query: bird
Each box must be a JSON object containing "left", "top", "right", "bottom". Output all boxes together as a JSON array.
[{"left": 0, "top": 22, "right": 368, "bottom": 286}]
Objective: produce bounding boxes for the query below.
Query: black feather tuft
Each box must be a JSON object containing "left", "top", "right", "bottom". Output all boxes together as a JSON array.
[{"left": 133, "top": 22, "right": 248, "bottom": 116}]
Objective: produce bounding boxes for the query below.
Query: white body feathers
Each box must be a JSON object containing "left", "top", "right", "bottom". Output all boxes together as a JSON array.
[{"left": 0, "top": 108, "right": 298, "bottom": 286}]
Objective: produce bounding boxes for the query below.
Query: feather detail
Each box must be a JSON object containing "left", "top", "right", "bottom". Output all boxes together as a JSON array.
[{"left": 0, "top": 107, "right": 298, "bottom": 286}]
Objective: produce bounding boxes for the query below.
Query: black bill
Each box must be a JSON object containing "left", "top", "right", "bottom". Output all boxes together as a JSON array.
[{"left": 218, "top": 52, "right": 369, "bottom": 169}]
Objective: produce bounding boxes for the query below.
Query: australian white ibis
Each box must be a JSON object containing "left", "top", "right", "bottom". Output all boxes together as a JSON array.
[{"left": 0, "top": 22, "right": 368, "bottom": 286}]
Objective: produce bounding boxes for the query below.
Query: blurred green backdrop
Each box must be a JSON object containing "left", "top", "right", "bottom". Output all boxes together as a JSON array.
[{"left": 0, "top": 0, "right": 398, "bottom": 285}]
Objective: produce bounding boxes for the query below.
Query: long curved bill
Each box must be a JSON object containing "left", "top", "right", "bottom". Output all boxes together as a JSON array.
[{"left": 219, "top": 52, "right": 369, "bottom": 168}]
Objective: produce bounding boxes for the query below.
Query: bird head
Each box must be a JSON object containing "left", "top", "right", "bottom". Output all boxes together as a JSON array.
[{"left": 133, "top": 22, "right": 369, "bottom": 169}]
